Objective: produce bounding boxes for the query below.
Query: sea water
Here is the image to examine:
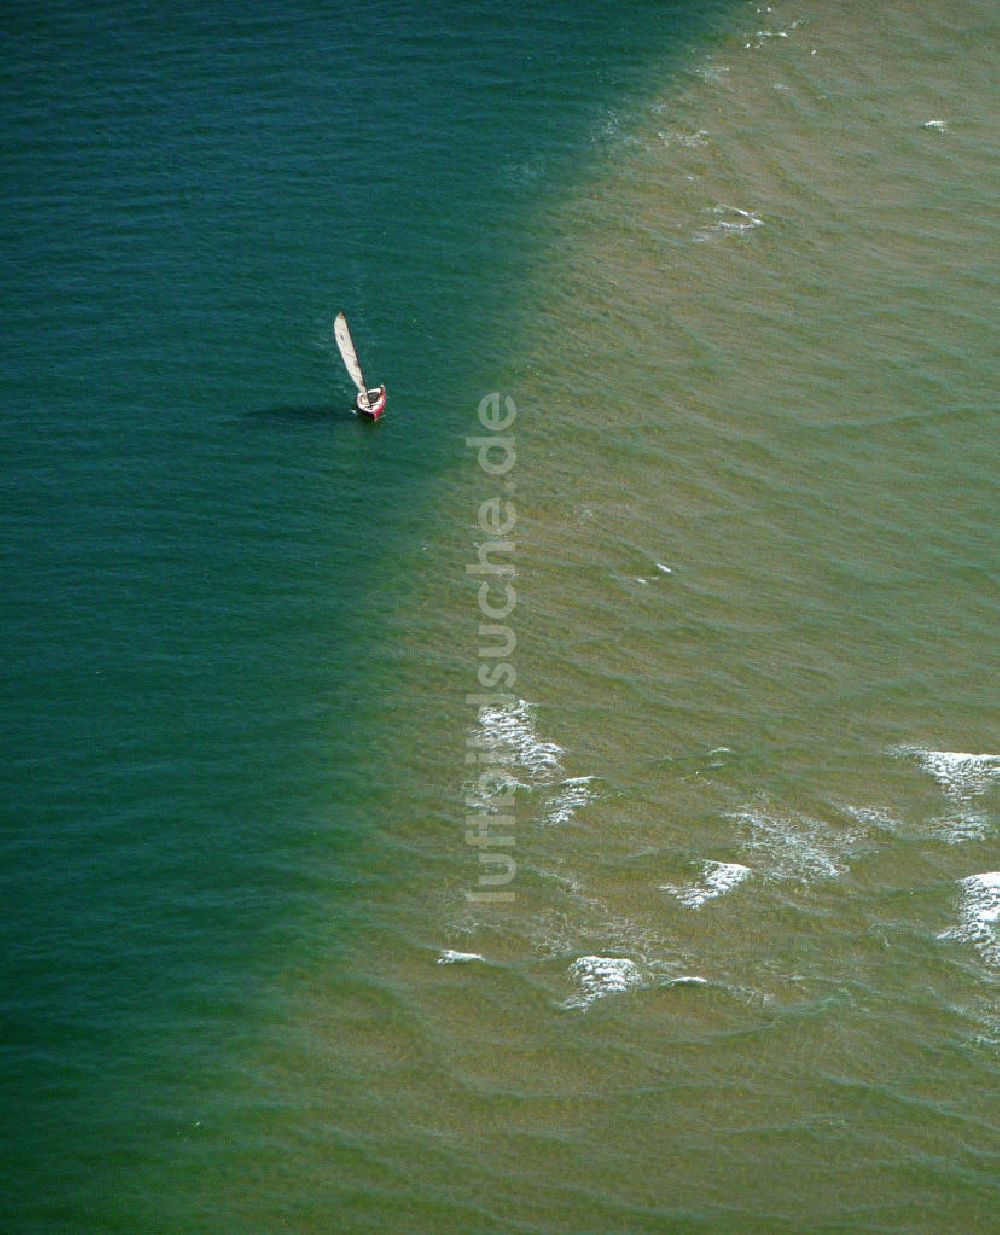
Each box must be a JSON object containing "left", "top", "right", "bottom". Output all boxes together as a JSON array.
[{"left": 3, "top": 1, "right": 998, "bottom": 1231}]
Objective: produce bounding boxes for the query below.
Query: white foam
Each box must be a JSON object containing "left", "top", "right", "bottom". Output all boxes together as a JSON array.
[
  {"left": 693, "top": 62, "right": 730, "bottom": 84},
  {"left": 437, "top": 949, "right": 485, "bottom": 965},
  {"left": 564, "top": 956, "right": 643, "bottom": 1008},
  {"left": 658, "top": 128, "right": 710, "bottom": 148},
  {"left": 896, "top": 748, "right": 999, "bottom": 844},
  {"left": 837, "top": 804, "right": 899, "bottom": 831},
  {"left": 544, "top": 776, "right": 598, "bottom": 826},
  {"left": 469, "top": 699, "right": 564, "bottom": 785},
  {"left": 463, "top": 766, "right": 527, "bottom": 811},
  {"left": 662, "top": 860, "right": 751, "bottom": 908},
  {"left": 466, "top": 699, "right": 605, "bottom": 833},
  {"left": 696, "top": 205, "right": 763, "bottom": 241},
  {"left": 747, "top": 29, "right": 790, "bottom": 49},
  {"left": 922, "top": 119, "right": 948, "bottom": 130},
  {"left": 933, "top": 816, "right": 993, "bottom": 845},
  {"left": 938, "top": 873, "right": 1000, "bottom": 967},
  {"left": 904, "top": 749, "right": 1000, "bottom": 802},
  {"left": 562, "top": 953, "right": 709, "bottom": 1009},
  {"left": 656, "top": 562, "right": 673, "bottom": 574},
  {"left": 729, "top": 806, "right": 862, "bottom": 882}
]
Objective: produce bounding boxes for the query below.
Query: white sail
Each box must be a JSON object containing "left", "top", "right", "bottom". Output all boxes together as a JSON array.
[{"left": 333, "top": 311, "right": 367, "bottom": 396}]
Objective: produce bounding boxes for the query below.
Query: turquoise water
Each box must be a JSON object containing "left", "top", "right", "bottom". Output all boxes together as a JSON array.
[
  {"left": 4, "top": 1, "right": 999, "bottom": 1231},
  {"left": 3, "top": 2, "right": 732, "bottom": 1229}
]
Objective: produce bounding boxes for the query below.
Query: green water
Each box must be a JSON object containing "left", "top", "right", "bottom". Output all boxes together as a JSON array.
[{"left": 3, "top": 1, "right": 998, "bottom": 1231}]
